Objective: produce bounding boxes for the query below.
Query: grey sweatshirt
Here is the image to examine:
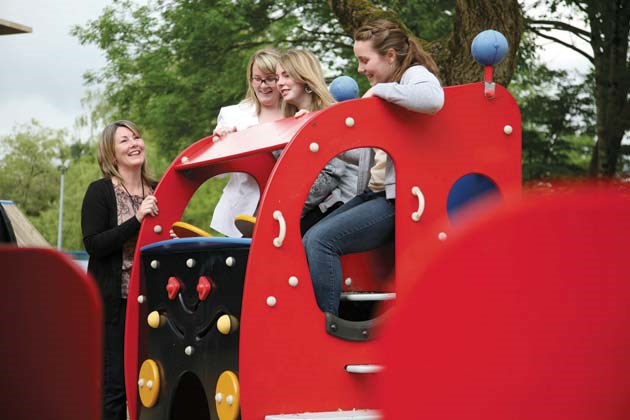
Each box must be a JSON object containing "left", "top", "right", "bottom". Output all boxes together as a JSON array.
[{"left": 350, "top": 65, "right": 444, "bottom": 199}]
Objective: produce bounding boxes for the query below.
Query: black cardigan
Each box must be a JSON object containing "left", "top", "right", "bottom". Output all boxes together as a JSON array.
[{"left": 81, "top": 178, "right": 141, "bottom": 323}]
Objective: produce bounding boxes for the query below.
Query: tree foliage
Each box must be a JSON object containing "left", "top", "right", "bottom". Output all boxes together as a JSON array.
[
  {"left": 0, "top": 122, "right": 65, "bottom": 217},
  {"left": 73, "top": 0, "right": 523, "bottom": 160},
  {"left": 513, "top": 64, "right": 595, "bottom": 180},
  {"left": 526, "top": 0, "right": 630, "bottom": 176},
  {"left": 74, "top": 0, "right": 315, "bottom": 157},
  {"left": 7, "top": 0, "right": 616, "bottom": 249},
  {"left": 0, "top": 122, "right": 96, "bottom": 249}
]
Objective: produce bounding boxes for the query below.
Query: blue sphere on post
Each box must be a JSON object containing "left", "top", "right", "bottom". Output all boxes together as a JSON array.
[
  {"left": 329, "top": 76, "right": 359, "bottom": 102},
  {"left": 471, "top": 30, "right": 509, "bottom": 66}
]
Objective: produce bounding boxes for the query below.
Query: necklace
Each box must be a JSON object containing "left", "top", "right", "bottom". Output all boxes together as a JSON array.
[{"left": 120, "top": 181, "right": 145, "bottom": 212}]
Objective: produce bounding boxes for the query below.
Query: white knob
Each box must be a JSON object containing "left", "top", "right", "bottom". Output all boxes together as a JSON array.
[
  {"left": 309, "top": 142, "right": 319, "bottom": 152},
  {"left": 153, "top": 225, "right": 163, "bottom": 234},
  {"left": 185, "top": 346, "right": 194, "bottom": 356},
  {"left": 288, "top": 276, "right": 298, "bottom": 287},
  {"left": 150, "top": 260, "right": 160, "bottom": 269},
  {"left": 225, "top": 256, "right": 235, "bottom": 267},
  {"left": 137, "top": 295, "right": 146, "bottom": 304},
  {"left": 267, "top": 296, "right": 277, "bottom": 307},
  {"left": 186, "top": 258, "right": 196, "bottom": 268},
  {"left": 504, "top": 125, "right": 513, "bottom": 135}
]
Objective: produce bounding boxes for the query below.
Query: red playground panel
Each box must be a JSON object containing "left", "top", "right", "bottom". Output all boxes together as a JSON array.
[
  {"left": 0, "top": 246, "right": 103, "bottom": 420},
  {"left": 126, "top": 82, "right": 521, "bottom": 419},
  {"left": 378, "top": 185, "right": 630, "bottom": 419}
]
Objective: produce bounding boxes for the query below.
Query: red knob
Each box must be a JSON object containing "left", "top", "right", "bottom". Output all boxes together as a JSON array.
[
  {"left": 166, "top": 277, "right": 180, "bottom": 300},
  {"left": 197, "top": 276, "right": 212, "bottom": 301}
]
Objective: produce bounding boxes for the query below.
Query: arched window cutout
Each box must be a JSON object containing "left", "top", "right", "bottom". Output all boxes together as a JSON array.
[
  {"left": 447, "top": 173, "right": 500, "bottom": 224},
  {"left": 180, "top": 172, "right": 260, "bottom": 237}
]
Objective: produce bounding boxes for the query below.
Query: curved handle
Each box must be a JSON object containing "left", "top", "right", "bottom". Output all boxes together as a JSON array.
[
  {"left": 272, "top": 210, "right": 286, "bottom": 247},
  {"left": 411, "top": 186, "right": 425, "bottom": 222}
]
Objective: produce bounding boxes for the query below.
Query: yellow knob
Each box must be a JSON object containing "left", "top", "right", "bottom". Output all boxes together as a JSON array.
[
  {"left": 147, "top": 311, "right": 165, "bottom": 328},
  {"left": 217, "top": 314, "right": 239, "bottom": 335}
]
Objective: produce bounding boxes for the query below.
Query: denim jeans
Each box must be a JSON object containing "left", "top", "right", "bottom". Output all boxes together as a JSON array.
[{"left": 303, "top": 190, "right": 394, "bottom": 315}]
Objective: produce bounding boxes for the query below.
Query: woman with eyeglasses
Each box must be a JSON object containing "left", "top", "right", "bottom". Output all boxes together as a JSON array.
[{"left": 210, "top": 48, "right": 284, "bottom": 237}]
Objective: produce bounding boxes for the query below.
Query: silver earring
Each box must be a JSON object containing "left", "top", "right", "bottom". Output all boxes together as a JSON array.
[{"left": 305, "top": 86, "right": 312, "bottom": 94}]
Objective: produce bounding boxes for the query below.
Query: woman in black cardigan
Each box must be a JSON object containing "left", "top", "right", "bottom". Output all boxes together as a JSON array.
[{"left": 81, "top": 120, "right": 158, "bottom": 420}]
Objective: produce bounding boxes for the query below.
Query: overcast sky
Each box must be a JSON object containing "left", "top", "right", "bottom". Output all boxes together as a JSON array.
[
  {"left": 0, "top": 0, "right": 108, "bottom": 140},
  {"left": 0, "top": 1, "right": 593, "bottom": 142}
]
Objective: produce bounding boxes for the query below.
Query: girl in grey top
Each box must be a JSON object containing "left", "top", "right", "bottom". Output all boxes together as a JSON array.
[{"left": 303, "top": 19, "right": 445, "bottom": 316}]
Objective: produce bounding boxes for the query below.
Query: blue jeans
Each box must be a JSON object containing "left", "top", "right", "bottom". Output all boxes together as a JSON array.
[{"left": 303, "top": 191, "right": 395, "bottom": 315}]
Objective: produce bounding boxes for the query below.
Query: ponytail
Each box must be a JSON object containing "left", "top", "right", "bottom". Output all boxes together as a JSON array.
[{"left": 354, "top": 19, "right": 440, "bottom": 83}]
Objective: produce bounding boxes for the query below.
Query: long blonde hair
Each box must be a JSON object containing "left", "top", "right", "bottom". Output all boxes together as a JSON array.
[
  {"left": 278, "top": 49, "right": 334, "bottom": 117},
  {"left": 243, "top": 48, "right": 282, "bottom": 115},
  {"left": 354, "top": 19, "right": 440, "bottom": 82},
  {"left": 97, "top": 120, "right": 155, "bottom": 186}
]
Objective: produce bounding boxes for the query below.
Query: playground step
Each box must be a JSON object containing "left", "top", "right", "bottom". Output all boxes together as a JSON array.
[
  {"left": 340, "top": 292, "right": 396, "bottom": 301},
  {"left": 265, "top": 409, "right": 381, "bottom": 419}
]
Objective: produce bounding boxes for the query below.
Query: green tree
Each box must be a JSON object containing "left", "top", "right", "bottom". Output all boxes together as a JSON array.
[
  {"left": 78, "top": 0, "right": 619, "bottom": 183},
  {"left": 0, "top": 121, "right": 65, "bottom": 217},
  {"left": 73, "top": 0, "right": 294, "bottom": 158},
  {"left": 513, "top": 64, "right": 595, "bottom": 180},
  {"left": 32, "top": 149, "right": 101, "bottom": 250},
  {"left": 73, "top": 0, "right": 524, "bottom": 159},
  {"left": 527, "top": 0, "right": 630, "bottom": 176}
]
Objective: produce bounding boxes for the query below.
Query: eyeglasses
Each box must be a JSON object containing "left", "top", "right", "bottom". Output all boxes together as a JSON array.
[{"left": 251, "top": 76, "right": 278, "bottom": 86}]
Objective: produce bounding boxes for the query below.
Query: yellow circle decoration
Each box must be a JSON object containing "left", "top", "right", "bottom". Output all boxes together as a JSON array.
[
  {"left": 215, "top": 370, "right": 240, "bottom": 420},
  {"left": 138, "top": 359, "right": 160, "bottom": 408}
]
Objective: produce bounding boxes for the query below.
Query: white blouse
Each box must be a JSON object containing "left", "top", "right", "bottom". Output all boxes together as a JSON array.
[{"left": 210, "top": 101, "right": 261, "bottom": 237}]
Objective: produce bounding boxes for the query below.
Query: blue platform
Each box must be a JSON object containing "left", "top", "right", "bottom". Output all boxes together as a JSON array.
[{"left": 141, "top": 237, "right": 252, "bottom": 254}]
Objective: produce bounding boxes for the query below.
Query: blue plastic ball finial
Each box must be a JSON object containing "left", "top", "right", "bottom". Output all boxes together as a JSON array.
[
  {"left": 329, "top": 76, "right": 359, "bottom": 102},
  {"left": 471, "top": 30, "right": 509, "bottom": 66}
]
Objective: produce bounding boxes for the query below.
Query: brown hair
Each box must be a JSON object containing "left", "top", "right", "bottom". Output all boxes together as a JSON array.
[
  {"left": 278, "top": 49, "right": 335, "bottom": 117},
  {"left": 244, "top": 48, "right": 282, "bottom": 115},
  {"left": 97, "top": 120, "right": 155, "bottom": 186},
  {"left": 354, "top": 19, "right": 440, "bottom": 82}
]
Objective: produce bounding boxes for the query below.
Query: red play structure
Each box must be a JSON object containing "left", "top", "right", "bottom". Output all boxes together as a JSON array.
[{"left": 124, "top": 81, "right": 522, "bottom": 419}]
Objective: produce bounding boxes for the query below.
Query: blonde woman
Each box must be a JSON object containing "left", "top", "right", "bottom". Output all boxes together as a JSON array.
[
  {"left": 210, "top": 48, "right": 284, "bottom": 237},
  {"left": 81, "top": 120, "right": 158, "bottom": 420},
  {"left": 276, "top": 49, "right": 359, "bottom": 234}
]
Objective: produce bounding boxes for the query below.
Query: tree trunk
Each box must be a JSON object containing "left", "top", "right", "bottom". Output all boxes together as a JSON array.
[
  {"left": 328, "top": 0, "right": 523, "bottom": 87},
  {"left": 587, "top": 1, "right": 630, "bottom": 176}
]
